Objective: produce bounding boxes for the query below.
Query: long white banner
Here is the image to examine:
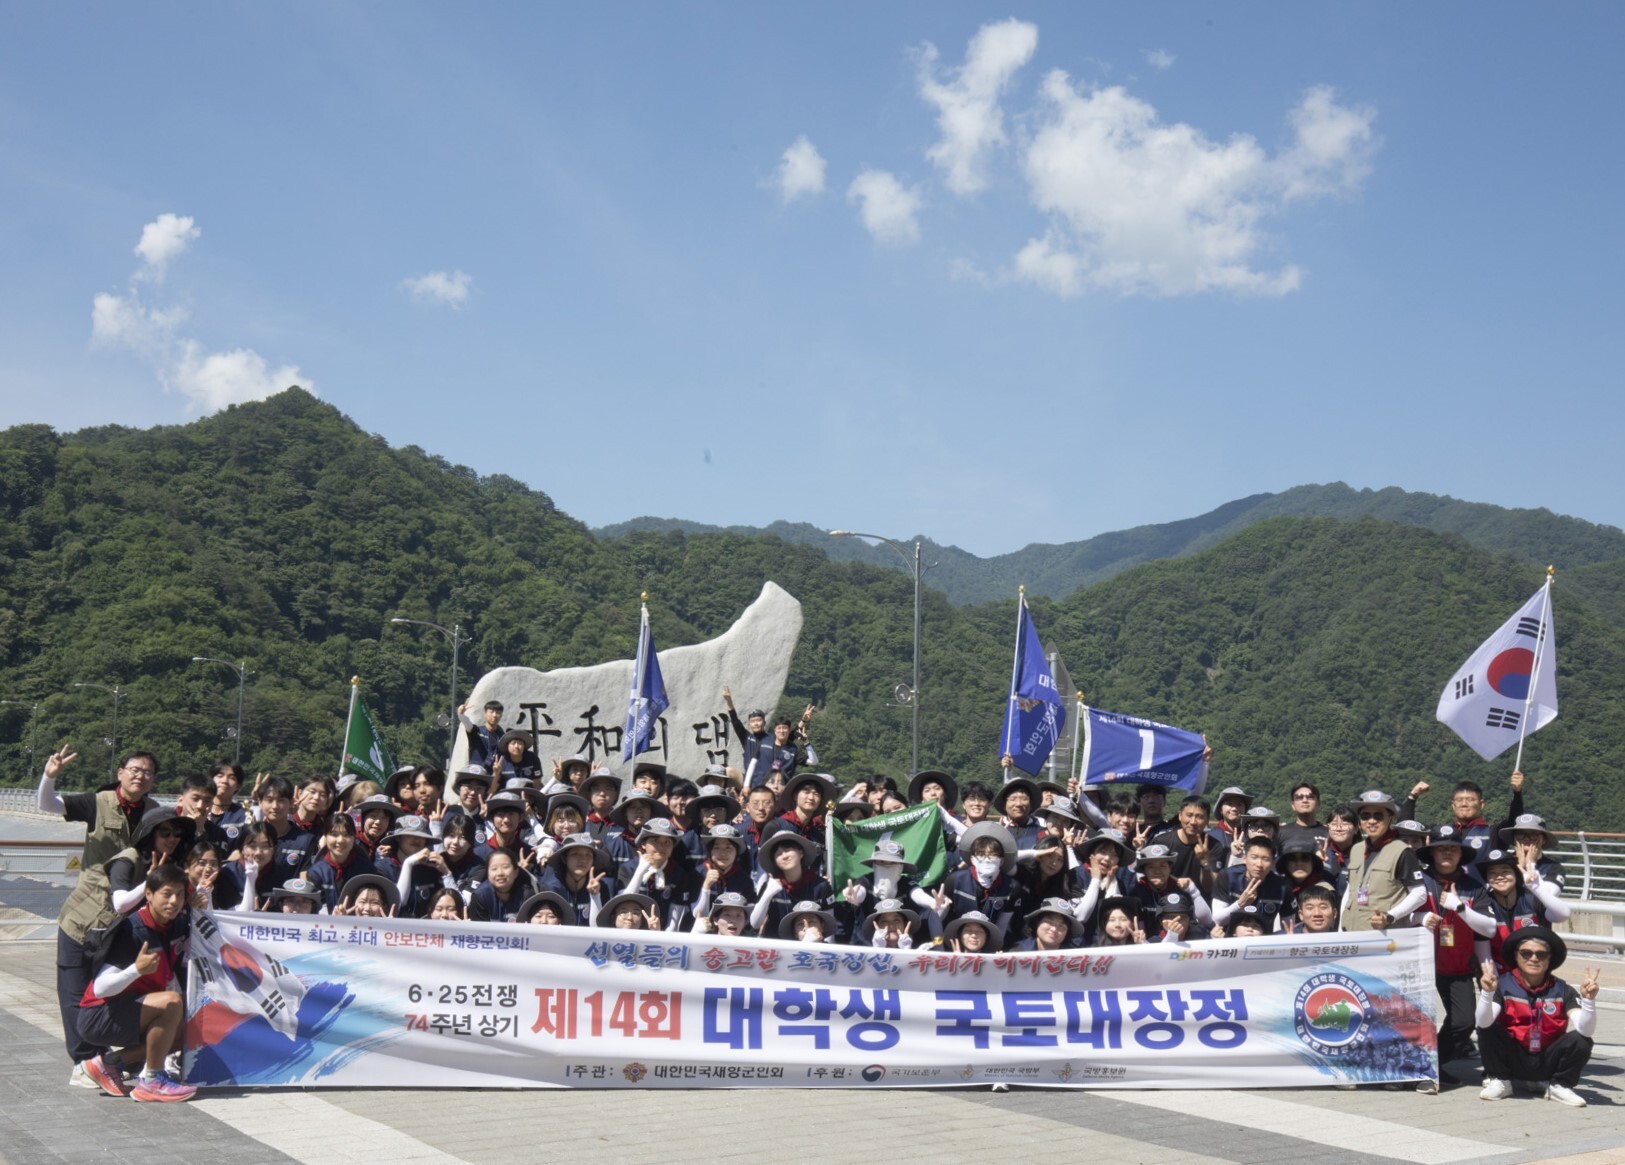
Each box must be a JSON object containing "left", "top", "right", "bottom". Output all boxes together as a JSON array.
[{"left": 185, "top": 911, "right": 1439, "bottom": 1089}]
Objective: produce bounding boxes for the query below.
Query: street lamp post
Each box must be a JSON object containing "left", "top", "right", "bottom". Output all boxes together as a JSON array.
[
  {"left": 830, "top": 530, "right": 924, "bottom": 777},
  {"left": 0, "top": 699, "right": 39, "bottom": 773},
  {"left": 390, "top": 617, "right": 471, "bottom": 767},
  {"left": 71, "top": 682, "right": 126, "bottom": 781},
  {"left": 191, "top": 657, "right": 249, "bottom": 763}
]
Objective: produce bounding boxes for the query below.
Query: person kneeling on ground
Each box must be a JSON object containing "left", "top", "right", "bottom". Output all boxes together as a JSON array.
[
  {"left": 76, "top": 865, "right": 196, "bottom": 1102},
  {"left": 1477, "top": 926, "right": 1601, "bottom": 1108}
]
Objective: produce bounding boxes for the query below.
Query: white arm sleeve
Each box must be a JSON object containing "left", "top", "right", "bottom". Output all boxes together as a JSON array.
[
  {"left": 1474, "top": 990, "right": 1501, "bottom": 1029},
  {"left": 1529, "top": 875, "right": 1571, "bottom": 922},
  {"left": 37, "top": 771, "right": 66, "bottom": 816},
  {"left": 1573, "top": 997, "right": 1598, "bottom": 1038},
  {"left": 111, "top": 885, "right": 147, "bottom": 913}
]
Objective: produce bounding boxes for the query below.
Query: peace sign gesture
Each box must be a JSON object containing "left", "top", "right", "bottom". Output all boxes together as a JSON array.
[
  {"left": 587, "top": 867, "right": 605, "bottom": 896},
  {"left": 1580, "top": 966, "right": 1602, "bottom": 1001},
  {"left": 1480, "top": 959, "right": 1499, "bottom": 993},
  {"left": 642, "top": 905, "right": 661, "bottom": 930},
  {"left": 44, "top": 745, "right": 78, "bottom": 780}
]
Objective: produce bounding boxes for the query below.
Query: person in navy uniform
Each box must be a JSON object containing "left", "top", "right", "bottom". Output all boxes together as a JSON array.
[
  {"left": 1211, "top": 835, "right": 1286, "bottom": 934},
  {"left": 1477, "top": 927, "right": 1601, "bottom": 1107},
  {"left": 458, "top": 700, "right": 506, "bottom": 768}
]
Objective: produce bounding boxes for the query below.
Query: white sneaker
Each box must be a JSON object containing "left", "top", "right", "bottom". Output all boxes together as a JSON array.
[
  {"left": 1480, "top": 1077, "right": 1513, "bottom": 1100},
  {"left": 1546, "top": 1082, "right": 1586, "bottom": 1108},
  {"left": 68, "top": 1061, "right": 100, "bottom": 1090}
]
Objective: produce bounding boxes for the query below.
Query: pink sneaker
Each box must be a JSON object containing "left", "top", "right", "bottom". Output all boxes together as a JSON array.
[
  {"left": 82, "top": 1055, "right": 129, "bottom": 1097},
  {"left": 130, "top": 1072, "right": 197, "bottom": 1103}
]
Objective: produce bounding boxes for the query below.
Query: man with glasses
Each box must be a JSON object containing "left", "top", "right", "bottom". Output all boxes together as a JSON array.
[
  {"left": 1477, "top": 927, "right": 1601, "bottom": 1107},
  {"left": 1278, "top": 783, "right": 1329, "bottom": 853},
  {"left": 1338, "top": 790, "right": 1426, "bottom": 933},
  {"left": 36, "top": 745, "right": 158, "bottom": 1087}
]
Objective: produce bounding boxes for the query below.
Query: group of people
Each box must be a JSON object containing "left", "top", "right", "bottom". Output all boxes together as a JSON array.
[{"left": 37, "top": 696, "right": 1604, "bottom": 1106}]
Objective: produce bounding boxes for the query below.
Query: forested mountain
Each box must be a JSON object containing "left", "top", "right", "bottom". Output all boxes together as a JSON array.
[
  {"left": 2, "top": 388, "right": 1621, "bottom": 831},
  {"left": 598, "top": 484, "right": 1625, "bottom": 608}
]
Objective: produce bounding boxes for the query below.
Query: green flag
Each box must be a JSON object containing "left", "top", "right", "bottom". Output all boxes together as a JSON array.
[
  {"left": 340, "top": 686, "right": 395, "bottom": 784},
  {"left": 829, "top": 802, "right": 949, "bottom": 892}
]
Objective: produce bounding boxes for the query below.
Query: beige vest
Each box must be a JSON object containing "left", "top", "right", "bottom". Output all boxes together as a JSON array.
[
  {"left": 57, "top": 792, "right": 138, "bottom": 945},
  {"left": 1339, "top": 835, "right": 1408, "bottom": 927}
]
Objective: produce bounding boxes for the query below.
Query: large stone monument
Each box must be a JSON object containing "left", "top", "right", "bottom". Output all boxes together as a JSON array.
[{"left": 454, "top": 581, "right": 802, "bottom": 778}]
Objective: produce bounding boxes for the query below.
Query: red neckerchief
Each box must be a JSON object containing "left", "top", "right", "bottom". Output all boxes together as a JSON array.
[
  {"left": 293, "top": 813, "right": 319, "bottom": 832},
  {"left": 587, "top": 811, "right": 612, "bottom": 826},
  {"left": 323, "top": 851, "right": 348, "bottom": 874},
  {"left": 115, "top": 788, "right": 145, "bottom": 816},
  {"left": 1457, "top": 814, "right": 1489, "bottom": 830},
  {"left": 780, "top": 869, "right": 816, "bottom": 895}
]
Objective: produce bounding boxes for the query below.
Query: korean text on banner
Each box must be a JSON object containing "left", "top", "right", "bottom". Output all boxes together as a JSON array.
[{"left": 186, "top": 911, "right": 1438, "bottom": 1090}]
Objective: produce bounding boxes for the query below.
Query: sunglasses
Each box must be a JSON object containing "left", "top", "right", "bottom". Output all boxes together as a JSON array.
[
  {"left": 1515, "top": 949, "right": 1551, "bottom": 962},
  {"left": 1357, "top": 811, "right": 1390, "bottom": 822}
]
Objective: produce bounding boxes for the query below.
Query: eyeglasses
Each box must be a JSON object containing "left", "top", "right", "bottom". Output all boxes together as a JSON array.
[
  {"left": 1357, "top": 811, "right": 1390, "bottom": 822},
  {"left": 1293, "top": 793, "right": 1317, "bottom": 801},
  {"left": 122, "top": 766, "right": 156, "bottom": 777},
  {"left": 1515, "top": 949, "right": 1551, "bottom": 962}
]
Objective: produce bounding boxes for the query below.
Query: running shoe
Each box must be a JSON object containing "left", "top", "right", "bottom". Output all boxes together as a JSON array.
[
  {"left": 82, "top": 1054, "right": 129, "bottom": 1097},
  {"left": 130, "top": 1071, "right": 197, "bottom": 1103}
]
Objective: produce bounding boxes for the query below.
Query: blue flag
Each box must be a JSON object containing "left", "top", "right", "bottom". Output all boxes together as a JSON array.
[
  {"left": 1078, "top": 706, "right": 1207, "bottom": 793},
  {"left": 1000, "top": 594, "right": 1066, "bottom": 776},
  {"left": 622, "top": 602, "right": 669, "bottom": 762}
]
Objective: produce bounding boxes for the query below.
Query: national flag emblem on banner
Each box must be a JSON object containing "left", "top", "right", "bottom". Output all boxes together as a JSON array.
[
  {"left": 622, "top": 600, "right": 670, "bottom": 762},
  {"left": 1436, "top": 582, "right": 1557, "bottom": 761},
  {"left": 1000, "top": 592, "right": 1066, "bottom": 776}
]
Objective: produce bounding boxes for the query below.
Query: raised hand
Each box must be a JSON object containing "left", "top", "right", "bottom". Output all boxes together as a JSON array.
[
  {"left": 1480, "top": 959, "right": 1498, "bottom": 993},
  {"left": 1510, "top": 770, "right": 1525, "bottom": 793},
  {"left": 43, "top": 745, "right": 78, "bottom": 780},
  {"left": 642, "top": 906, "right": 661, "bottom": 930},
  {"left": 134, "top": 941, "right": 159, "bottom": 976},
  {"left": 842, "top": 879, "right": 860, "bottom": 905},
  {"left": 1581, "top": 967, "right": 1602, "bottom": 1001},
  {"left": 1409, "top": 780, "right": 1430, "bottom": 801},
  {"left": 587, "top": 868, "right": 605, "bottom": 896}
]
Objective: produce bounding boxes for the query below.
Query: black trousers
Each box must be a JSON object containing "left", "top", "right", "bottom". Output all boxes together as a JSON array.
[
  {"left": 1478, "top": 1020, "right": 1593, "bottom": 1087},
  {"left": 56, "top": 929, "right": 103, "bottom": 1064},
  {"left": 1436, "top": 972, "right": 1477, "bottom": 1062}
]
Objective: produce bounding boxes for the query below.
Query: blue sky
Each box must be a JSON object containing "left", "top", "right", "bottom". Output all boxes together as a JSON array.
[{"left": 2, "top": 4, "right": 1621, "bottom": 556}]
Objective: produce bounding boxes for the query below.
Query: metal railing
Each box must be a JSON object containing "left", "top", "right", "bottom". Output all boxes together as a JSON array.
[{"left": 1549, "top": 831, "right": 1625, "bottom": 903}]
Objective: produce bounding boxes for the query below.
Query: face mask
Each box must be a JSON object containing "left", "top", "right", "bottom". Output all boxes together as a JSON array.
[
  {"left": 972, "top": 856, "right": 1001, "bottom": 885},
  {"left": 871, "top": 866, "right": 900, "bottom": 900}
]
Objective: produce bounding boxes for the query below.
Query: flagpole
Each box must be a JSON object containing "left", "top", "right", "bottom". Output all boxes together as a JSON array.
[
  {"left": 1070, "top": 692, "right": 1085, "bottom": 789},
  {"left": 338, "top": 676, "right": 360, "bottom": 780},
  {"left": 1511, "top": 567, "right": 1555, "bottom": 774},
  {"left": 1001, "top": 587, "right": 1026, "bottom": 760}
]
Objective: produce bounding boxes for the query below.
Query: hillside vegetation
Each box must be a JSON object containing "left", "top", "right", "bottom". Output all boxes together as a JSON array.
[{"left": 2, "top": 389, "right": 1620, "bottom": 831}]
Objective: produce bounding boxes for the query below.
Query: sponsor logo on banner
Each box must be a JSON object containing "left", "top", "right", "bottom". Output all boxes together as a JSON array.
[
  {"left": 861, "top": 1064, "right": 886, "bottom": 1082},
  {"left": 622, "top": 1062, "right": 647, "bottom": 1083},
  {"left": 1294, "top": 974, "right": 1371, "bottom": 1055}
]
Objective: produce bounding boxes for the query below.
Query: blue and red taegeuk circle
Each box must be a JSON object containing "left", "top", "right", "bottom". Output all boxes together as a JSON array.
[{"left": 1486, "top": 648, "right": 1536, "bottom": 700}]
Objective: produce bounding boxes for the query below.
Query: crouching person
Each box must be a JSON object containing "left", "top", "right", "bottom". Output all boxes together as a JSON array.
[
  {"left": 77, "top": 865, "right": 196, "bottom": 1102},
  {"left": 1477, "top": 926, "right": 1601, "bottom": 1108}
]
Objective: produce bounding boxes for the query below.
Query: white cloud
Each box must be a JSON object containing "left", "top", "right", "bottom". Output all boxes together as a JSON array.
[
  {"left": 774, "top": 135, "right": 826, "bottom": 202},
  {"left": 1144, "top": 49, "right": 1175, "bottom": 70},
  {"left": 847, "top": 170, "right": 922, "bottom": 245},
  {"left": 402, "top": 269, "right": 473, "bottom": 308},
  {"left": 1012, "top": 234, "right": 1082, "bottom": 297},
  {"left": 918, "top": 19, "right": 1038, "bottom": 195},
  {"left": 171, "top": 341, "right": 311, "bottom": 411},
  {"left": 133, "top": 213, "right": 200, "bottom": 279},
  {"left": 90, "top": 215, "right": 314, "bottom": 412},
  {"left": 1016, "top": 74, "right": 1375, "bottom": 296}
]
